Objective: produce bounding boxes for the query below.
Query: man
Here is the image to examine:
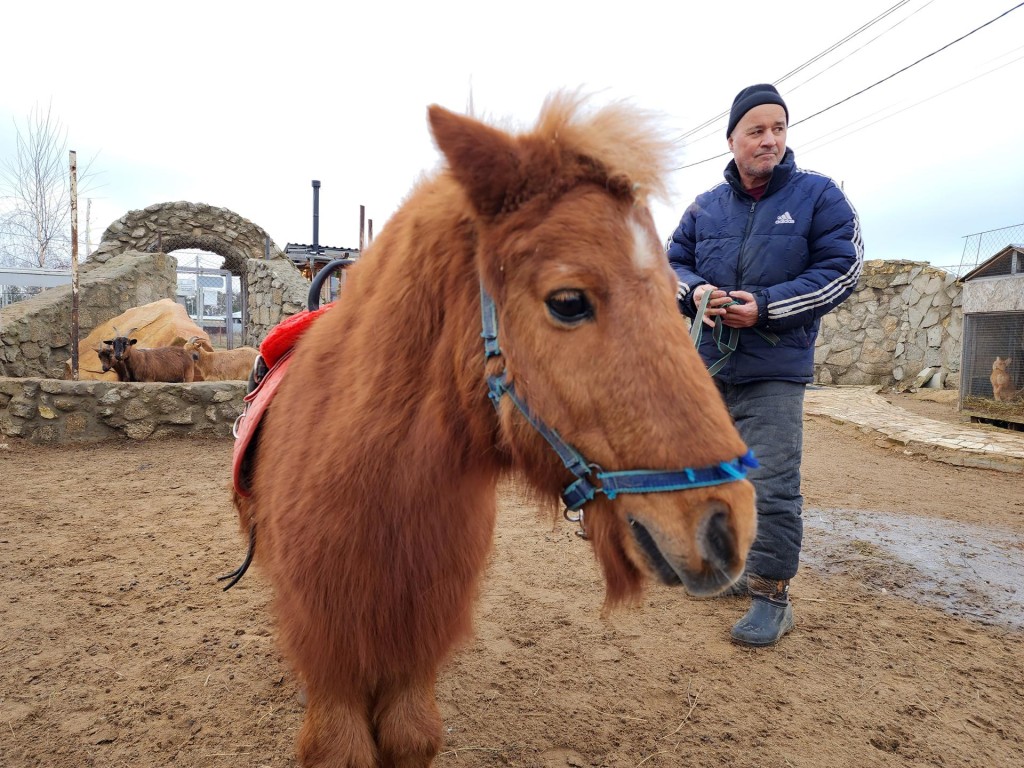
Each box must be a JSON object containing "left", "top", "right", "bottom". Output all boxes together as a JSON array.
[{"left": 667, "top": 83, "right": 863, "bottom": 647}]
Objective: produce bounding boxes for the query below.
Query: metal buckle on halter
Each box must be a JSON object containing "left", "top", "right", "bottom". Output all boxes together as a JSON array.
[
  {"left": 561, "top": 462, "right": 602, "bottom": 539},
  {"left": 563, "top": 506, "right": 588, "bottom": 540}
]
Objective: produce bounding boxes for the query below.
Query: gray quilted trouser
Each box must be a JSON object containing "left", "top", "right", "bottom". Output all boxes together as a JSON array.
[{"left": 715, "top": 379, "right": 806, "bottom": 581}]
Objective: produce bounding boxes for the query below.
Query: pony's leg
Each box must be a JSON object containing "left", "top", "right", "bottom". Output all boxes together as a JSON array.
[
  {"left": 373, "top": 676, "right": 443, "bottom": 768},
  {"left": 297, "top": 689, "right": 378, "bottom": 768}
]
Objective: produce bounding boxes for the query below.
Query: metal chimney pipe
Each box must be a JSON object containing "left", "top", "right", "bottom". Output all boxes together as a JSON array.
[
  {"left": 311, "top": 180, "right": 321, "bottom": 278},
  {"left": 359, "top": 205, "right": 365, "bottom": 253}
]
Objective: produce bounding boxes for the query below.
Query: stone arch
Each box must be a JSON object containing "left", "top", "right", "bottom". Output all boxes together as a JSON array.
[{"left": 89, "top": 201, "right": 285, "bottom": 275}]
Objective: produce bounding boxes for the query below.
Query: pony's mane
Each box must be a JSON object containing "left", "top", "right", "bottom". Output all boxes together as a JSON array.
[{"left": 531, "top": 91, "right": 676, "bottom": 206}]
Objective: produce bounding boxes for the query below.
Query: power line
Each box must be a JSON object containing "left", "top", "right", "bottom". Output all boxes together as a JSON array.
[
  {"left": 673, "top": 1, "right": 1024, "bottom": 171},
  {"left": 789, "top": 1, "right": 1024, "bottom": 130},
  {"left": 783, "top": 0, "right": 938, "bottom": 96},
  {"left": 672, "top": 1, "right": 927, "bottom": 152},
  {"left": 773, "top": 0, "right": 916, "bottom": 89},
  {"left": 675, "top": 0, "right": 915, "bottom": 142},
  {"left": 799, "top": 49, "right": 1024, "bottom": 157}
]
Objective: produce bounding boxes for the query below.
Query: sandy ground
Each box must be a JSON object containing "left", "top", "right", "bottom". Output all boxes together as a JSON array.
[{"left": 1, "top": 391, "right": 1022, "bottom": 768}]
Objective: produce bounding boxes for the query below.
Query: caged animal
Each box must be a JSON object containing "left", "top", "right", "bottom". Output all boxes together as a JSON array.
[
  {"left": 183, "top": 336, "right": 259, "bottom": 381},
  {"left": 230, "top": 93, "right": 758, "bottom": 767},
  {"left": 991, "top": 356, "right": 1015, "bottom": 401},
  {"left": 103, "top": 326, "right": 197, "bottom": 383}
]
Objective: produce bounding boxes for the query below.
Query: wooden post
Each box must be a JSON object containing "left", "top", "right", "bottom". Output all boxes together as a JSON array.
[{"left": 69, "top": 151, "right": 80, "bottom": 381}]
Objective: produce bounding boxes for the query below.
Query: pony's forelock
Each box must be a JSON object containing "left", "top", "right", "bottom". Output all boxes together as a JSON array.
[{"left": 532, "top": 90, "right": 677, "bottom": 206}]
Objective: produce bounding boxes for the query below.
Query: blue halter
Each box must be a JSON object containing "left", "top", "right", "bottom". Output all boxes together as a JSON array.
[{"left": 479, "top": 285, "right": 757, "bottom": 514}]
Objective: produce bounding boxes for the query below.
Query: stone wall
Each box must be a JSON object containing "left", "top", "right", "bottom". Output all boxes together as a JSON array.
[
  {"left": 0, "top": 377, "right": 246, "bottom": 443},
  {"left": 242, "top": 258, "right": 309, "bottom": 346},
  {"left": 0, "top": 252, "right": 176, "bottom": 379},
  {"left": 816, "top": 260, "right": 962, "bottom": 388}
]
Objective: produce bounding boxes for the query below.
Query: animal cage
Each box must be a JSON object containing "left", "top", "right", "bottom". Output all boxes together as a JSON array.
[
  {"left": 959, "top": 245, "right": 1024, "bottom": 429},
  {"left": 959, "top": 312, "right": 1024, "bottom": 426}
]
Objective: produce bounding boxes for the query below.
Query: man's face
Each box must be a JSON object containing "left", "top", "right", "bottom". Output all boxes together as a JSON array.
[{"left": 728, "top": 104, "right": 787, "bottom": 186}]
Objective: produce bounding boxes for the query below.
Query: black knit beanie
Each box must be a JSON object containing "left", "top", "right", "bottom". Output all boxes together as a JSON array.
[{"left": 726, "top": 83, "right": 788, "bottom": 137}]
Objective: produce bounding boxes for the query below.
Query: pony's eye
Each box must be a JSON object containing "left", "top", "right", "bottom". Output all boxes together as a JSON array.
[{"left": 546, "top": 289, "right": 593, "bottom": 325}]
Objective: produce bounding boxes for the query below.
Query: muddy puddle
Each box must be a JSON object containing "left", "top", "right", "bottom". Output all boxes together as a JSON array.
[{"left": 802, "top": 507, "right": 1024, "bottom": 631}]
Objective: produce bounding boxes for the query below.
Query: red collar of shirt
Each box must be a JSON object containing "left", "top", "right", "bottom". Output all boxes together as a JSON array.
[{"left": 746, "top": 182, "right": 768, "bottom": 201}]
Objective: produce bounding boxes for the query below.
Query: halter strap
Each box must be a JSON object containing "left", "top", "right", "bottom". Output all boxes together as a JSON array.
[{"left": 480, "top": 287, "right": 756, "bottom": 512}]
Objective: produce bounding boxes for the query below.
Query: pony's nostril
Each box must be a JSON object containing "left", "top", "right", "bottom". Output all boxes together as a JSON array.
[
  {"left": 699, "top": 505, "right": 736, "bottom": 571},
  {"left": 627, "top": 515, "right": 682, "bottom": 586}
]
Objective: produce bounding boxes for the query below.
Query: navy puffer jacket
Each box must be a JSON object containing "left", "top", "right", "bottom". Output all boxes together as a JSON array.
[{"left": 667, "top": 147, "right": 863, "bottom": 384}]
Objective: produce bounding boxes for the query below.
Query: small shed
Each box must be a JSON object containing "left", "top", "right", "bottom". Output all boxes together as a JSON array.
[
  {"left": 285, "top": 243, "right": 360, "bottom": 304},
  {"left": 958, "top": 244, "right": 1024, "bottom": 428}
]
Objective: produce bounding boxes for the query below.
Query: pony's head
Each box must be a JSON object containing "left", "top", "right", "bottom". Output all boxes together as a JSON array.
[{"left": 428, "top": 93, "right": 757, "bottom": 606}]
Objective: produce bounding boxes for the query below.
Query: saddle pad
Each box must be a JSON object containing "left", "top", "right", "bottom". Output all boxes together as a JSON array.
[{"left": 232, "top": 351, "right": 294, "bottom": 497}]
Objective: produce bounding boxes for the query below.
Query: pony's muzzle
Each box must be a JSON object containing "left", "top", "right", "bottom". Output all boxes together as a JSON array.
[{"left": 627, "top": 488, "right": 755, "bottom": 596}]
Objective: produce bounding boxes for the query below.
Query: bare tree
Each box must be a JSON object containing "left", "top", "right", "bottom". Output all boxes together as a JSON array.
[{"left": 0, "top": 103, "right": 99, "bottom": 270}]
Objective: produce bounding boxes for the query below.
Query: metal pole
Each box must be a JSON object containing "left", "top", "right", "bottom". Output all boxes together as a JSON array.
[
  {"left": 368, "top": 219, "right": 373, "bottom": 246},
  {"left": 69, "top": 151, "right": 80, "bottom": 381},
  {"left": 311, "top": 180, "right": 321, "bottom": 280},
  {"left": 85, "top": 198, "right": 92, "bottom": 258},
  {"left": 226, "top": 273, "right": 235, "bottom": 349},
  {"left": 195, "top": 253, "right": 201, "bottom": 327},
  {"left": 359, "top": 205, "right": 365, "bottom": 253}
]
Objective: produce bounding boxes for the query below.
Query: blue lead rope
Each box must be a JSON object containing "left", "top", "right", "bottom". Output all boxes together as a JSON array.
[{"left": 480, "top": 286, "right": 757, "bottom": 512}]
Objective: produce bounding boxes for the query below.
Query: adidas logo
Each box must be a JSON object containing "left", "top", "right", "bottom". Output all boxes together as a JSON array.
[{"left": 775, "top": 211, "right": 795, "bottom": 225}]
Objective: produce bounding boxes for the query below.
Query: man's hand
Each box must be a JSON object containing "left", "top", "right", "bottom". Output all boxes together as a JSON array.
[
  {"left": 692, "top": 284, "right": 730, "bottom": 328},
  {"left": 720, "top": 290, "right": 759, "bottom": 328}
]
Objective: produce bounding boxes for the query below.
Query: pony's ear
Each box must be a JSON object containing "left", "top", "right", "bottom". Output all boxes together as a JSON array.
[{"left": 428, "top": 105, "right": 522, "bottom": 217}]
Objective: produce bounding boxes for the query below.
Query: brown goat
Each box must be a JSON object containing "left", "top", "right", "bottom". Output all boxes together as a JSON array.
[
  {"left": 183, "top": 336, "right": 259, "bottom": 381},
  {"left": 103, "top": 327, "right": 197, "bottom": 383},
  {"left": 95, "top": 343, "right": 129, "bottom": 381}
]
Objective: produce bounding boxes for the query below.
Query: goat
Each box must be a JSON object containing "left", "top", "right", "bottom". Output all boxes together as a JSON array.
[
  {"left": 95, "top": 342, "right": 130, "bottom": 381},
  {"left": 103, "top": 326, "right": 197, "bottom": 383},
  {"left": 183, "top": 336, "right": 259, "bottom": 381}
]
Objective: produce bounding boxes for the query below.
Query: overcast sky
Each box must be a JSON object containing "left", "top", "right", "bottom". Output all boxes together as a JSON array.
[{"left": 2, "top": 0, "right": 1022, "bottom": 274}]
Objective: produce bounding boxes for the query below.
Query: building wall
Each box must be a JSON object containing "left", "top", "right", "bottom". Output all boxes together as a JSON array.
[{"left": 962, "top": 274, "right": 1024, "bottom": 314}]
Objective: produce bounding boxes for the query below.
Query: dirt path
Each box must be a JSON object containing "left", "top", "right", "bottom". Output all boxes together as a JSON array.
[{"left": 1, "top": 397, "right": 1022, "bottom": 768}]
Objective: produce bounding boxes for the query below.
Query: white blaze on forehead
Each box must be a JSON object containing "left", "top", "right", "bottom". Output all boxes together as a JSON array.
[{"left": 629, "top": 216, "right": 660, "bottom": 273}]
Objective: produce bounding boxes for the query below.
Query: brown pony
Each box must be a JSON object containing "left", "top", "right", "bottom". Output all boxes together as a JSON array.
[{"left": 233, "top": 92, "right": 757, "bottom": 767}]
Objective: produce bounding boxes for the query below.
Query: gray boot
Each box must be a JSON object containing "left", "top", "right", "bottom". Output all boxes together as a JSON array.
[{"left": 730, "top": 575, "right": 794, "bottom": 647}]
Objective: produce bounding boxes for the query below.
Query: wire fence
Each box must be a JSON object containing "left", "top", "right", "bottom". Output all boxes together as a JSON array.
[{"left": 945, "top": 222, "right": 1024, "bottom": 277}]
